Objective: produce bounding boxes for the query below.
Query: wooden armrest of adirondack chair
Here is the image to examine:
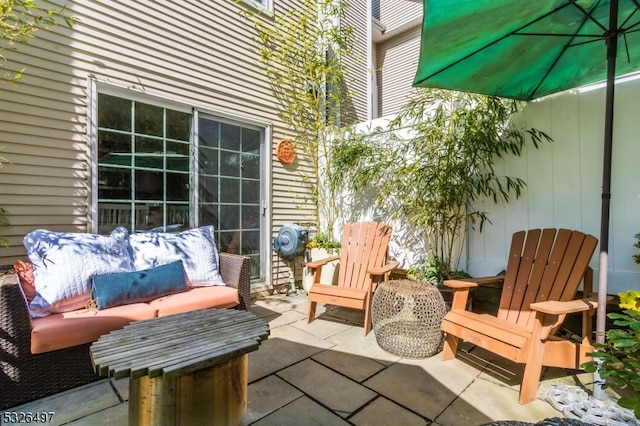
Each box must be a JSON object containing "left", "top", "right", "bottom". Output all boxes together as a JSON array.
[
  {"left": 368, "top": 260, "right": 399, "bottom": 277},
  {"left": 443, "top": 275, "right": 505, "bottom": 310},
  {"left": 305, "top": 255, "right": 340, "bottom": 269},
  {"left": 444, "top": 275, "right": 506, "bottom": 289},
  {"left": 530, "top": 296, "right": 599, "bottom": 315},
  {"left": 531, "top": 294, "right": 614, "bottom": 341}
]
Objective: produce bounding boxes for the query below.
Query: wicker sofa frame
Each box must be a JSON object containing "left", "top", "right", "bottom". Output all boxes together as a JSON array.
[{"left": 0, "top": 252, "right": 251, "bottom": 410}]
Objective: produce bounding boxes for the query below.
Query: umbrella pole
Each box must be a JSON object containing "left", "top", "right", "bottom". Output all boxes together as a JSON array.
[{"left": 594, "top": 0, "right": 618, "bottom": 400}]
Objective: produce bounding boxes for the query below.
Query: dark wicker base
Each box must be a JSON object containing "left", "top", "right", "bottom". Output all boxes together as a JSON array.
[
  {"left": 0, "top": 344, "right": 99, "bottom": 410},
  {"left": 0, "top": 265, "right": 100, "bottom": 410}
]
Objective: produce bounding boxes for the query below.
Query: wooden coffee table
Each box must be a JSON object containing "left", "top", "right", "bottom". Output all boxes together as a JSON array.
[{"left": 90, "top": 308, "right": 269, "bottom": 425}]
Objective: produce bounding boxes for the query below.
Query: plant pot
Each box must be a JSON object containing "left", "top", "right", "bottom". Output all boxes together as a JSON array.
[{"left": 302, "top": 248, "right": 339, "bottom": 293}]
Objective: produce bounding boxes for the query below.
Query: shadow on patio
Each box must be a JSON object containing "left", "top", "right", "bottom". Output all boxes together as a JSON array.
[{"left": 6, "top": 293, "right": 594, "bottom": 425}]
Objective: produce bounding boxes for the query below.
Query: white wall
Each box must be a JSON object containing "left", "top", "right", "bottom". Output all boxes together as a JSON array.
[
  {"left": 343, "top": 77, "right": 640, "bottom": 295},
  {"left": 467, "top": 77, "right": 640, "bottom": 295}
]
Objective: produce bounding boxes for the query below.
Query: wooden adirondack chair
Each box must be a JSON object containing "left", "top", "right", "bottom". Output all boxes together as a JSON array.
[
  {"left": 441, "top": 228, "right": 599, "bottom": 404},
  {"left": 306, "top": 222, "right": 399, "bottom": 335}
]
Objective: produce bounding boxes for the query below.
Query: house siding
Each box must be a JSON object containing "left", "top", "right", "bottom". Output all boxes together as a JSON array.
[
  {"left": 342, "top": 0, "right": 369, "bottom": 123},
  {"left": 375, "top": 0, "right": 422, "bottom": 33},
  {"left": 369, "top": 0, "right": 424, "bottom": 118},
  {"left": 0, "top": 0, "right": 315, "bottom": 288},
  {"left": 376, "top": 25, "right": 421, "bottom": 117}
]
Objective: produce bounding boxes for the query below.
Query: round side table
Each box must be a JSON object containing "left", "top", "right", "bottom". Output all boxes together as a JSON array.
[{"left": 371, "top": 280, "right": 447, "bottom": 358}]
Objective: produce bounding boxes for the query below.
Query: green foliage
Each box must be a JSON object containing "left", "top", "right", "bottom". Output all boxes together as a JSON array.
[
  {"left": 583, "top": 290, "right": 640, "bottom": 418},
  {"left": 305, "top": 231, "right": 341, "bottom": 255},
  {"left": 241, "top": 0, "right": 355, "bottom": 232},
  {"left": 406, "top": 254, "right": 470, "bottom": 284},
  {"left": 1, "top": 0, "right": 75, "bottom": 84},
  {"left": 633, "top": 233, "right": 640, "bottom": 264},
  {"left": 331, "top": 89, "right": 552, "bottom": 275}
]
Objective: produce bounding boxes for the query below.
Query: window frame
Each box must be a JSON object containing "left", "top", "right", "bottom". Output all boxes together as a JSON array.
[
  {"left": 90, "top": 79, "right": 271, "bottom": 283},
  {"left": 241, "top": 0, "right": 273, "bottom": 14}
]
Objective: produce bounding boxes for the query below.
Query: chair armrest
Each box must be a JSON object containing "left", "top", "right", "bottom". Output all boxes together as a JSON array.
[
  {"left": 0, "top": 265, "right": 33, "bottom": 352},
  {"left": 306, "top": 256, "right": 340, "bottom": 269},
  {"left": 218, "top": 252, "right": 251, "bottom": 311},
  {"left": 530, "top": 297, "right": 599, "bottom": 315},
  {"left": 368, "top": 260, "right": 400, "bottom": 276},
  {"left": 443, "top": 275, "right": 505, "bottom": 289}
]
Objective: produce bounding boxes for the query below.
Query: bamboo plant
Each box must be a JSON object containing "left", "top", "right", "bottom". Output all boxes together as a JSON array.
[
  {"left": 330, "top": 89, "right": 552, "bottom": 278},
  {"left": 242, "top": 0, "right": 355, "bottom": 235}
]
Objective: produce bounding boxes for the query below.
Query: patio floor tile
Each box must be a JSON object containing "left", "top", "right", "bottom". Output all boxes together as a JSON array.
[
  {"left": 8, "top": 380, "right": 121, "bottom": 426},
  {"left": 276, "top": 358, "right": 377, "bottom": 418},
  {"left": 350, "top": 396, "right": 429, "bottom": 426},
  {"left": 436, "top": 375, "right": 558, "bottom": 425},
  {"left": 403, "top": 351, "right": 488, "bottom": 395},
  {"left": 248, "top": 333, "right": 328, "bottom": 383},
  {"left": 64, "top": 402, "right": 127, "bottom": 425},
  {"left": 263, "top": 308, "right": 307, "bottom": 329},
  {"left": 250, "top": 396, "right": 350, "bottom": 426},
  {"left": 243, "top": 375, "right": 304, "bottom": 425},
  {"left": 252, "top": 293, "right": 315, "bottom": 315},
  {"left": 325, "top": 325, "right": 400, "bottom": 364},
  {"left": 363, "top": 361, "right": 464, "bottom": 421},
  {"left": 110, "top": 377, "right": 129, "bottom": 401},
  {"left": 311, "top": 348, "right": 387, "bottom": 382},
  {"left": 291, "top": 314, "right": 354, "bottom": 339}
]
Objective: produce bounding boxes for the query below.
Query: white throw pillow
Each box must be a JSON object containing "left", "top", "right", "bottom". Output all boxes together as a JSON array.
[
  {"left": 24, "top": 228, "right": 134, "bottom": 317},
  {"left": 128, "top": 225, "right": 224, "bottom": 286}
]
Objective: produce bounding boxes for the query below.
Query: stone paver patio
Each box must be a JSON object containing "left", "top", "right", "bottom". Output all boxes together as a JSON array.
[{"left": 5, "top": 292, "right": 606, "bottom": 425}]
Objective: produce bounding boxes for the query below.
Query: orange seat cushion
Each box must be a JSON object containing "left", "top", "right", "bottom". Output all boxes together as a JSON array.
[
  {"left": 31, "top": 303, "right": 156, "bottom": 354},
  {"left": 150, "top": 286, "right": 239, "bottom": 317}
]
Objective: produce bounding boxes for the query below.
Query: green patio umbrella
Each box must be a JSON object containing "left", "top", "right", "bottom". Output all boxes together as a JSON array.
[{"left": 413, "top": 0, "right": 640, "bottom": 366}]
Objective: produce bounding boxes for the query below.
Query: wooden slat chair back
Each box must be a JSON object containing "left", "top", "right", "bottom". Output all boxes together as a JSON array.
[
  {"left": 306, "top": 222, "right": 398, "bottom": 335},
  {"left": 338, "top": 222, "right": 393, "bottom": 293},
  {"left": 441, "top": 228, "right": 599, "bottom": 404},
  {"left": 498, "top": 228, "right": 597, "bottom": 332}
]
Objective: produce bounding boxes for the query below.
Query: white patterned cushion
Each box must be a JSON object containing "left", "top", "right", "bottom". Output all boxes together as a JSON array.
[
  {"left": 128, "top": 225, "right": 224, "bottom": 286},
  {"left": 24, "top": 228, "right": 134, "bottom": 317}
]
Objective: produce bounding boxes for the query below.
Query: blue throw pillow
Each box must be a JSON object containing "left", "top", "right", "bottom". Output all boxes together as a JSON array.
[{"left": 91, "top": 260, "right": 189, "bottom": 310}]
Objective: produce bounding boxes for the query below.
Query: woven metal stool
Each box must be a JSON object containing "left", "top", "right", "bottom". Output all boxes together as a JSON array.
[{"left": 372, "top": 280, "right": 447, "bottom": 358}]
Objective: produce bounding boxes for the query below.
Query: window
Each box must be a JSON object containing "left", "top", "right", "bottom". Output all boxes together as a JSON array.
[
  {"left": 96, "top": 93, "right": 264, "bottom": 281},
  {"left": 197, "top": 115, "right": 262, "bottom": 277},
  {"left": 97, "top": 94, "right": 192, "bottom": 234},
  {"left": 242, "top": 0, "right": 272, "bottom": 13}
]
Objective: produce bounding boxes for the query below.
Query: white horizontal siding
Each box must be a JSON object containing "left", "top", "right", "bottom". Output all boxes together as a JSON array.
[
  {"left": 343, "top": 0, "right": 369, "bottom": 123},
  {"left": 377, "top": 0, "right": 423, "bottom": 33},
  {"left": 377, "top": 26, "right": 421, "bottom": 117}
]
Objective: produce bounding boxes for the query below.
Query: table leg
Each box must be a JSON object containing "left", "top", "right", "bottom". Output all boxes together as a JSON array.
[{"left": 129, "top": 354, "right": 248, "bottom": 426}]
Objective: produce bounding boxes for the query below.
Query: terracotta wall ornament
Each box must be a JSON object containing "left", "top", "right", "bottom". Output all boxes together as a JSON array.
[{"left": 275, "top": 140, "right": 296, "bottom": 164}]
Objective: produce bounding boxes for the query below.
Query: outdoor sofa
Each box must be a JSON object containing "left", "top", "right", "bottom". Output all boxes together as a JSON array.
[{"left": 0, "top": 226, "right": 251, "bottom": 410}]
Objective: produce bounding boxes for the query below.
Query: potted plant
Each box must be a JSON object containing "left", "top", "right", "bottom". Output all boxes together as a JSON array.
[
  {"left": 406, "top": 254, "right": 471, "bottom": 310},
  {"left": 583, "top": 290, "right": 640, "bottom": 418},
  {"left": 302, "top": 231, "right": 341, "bottom": 293}
]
